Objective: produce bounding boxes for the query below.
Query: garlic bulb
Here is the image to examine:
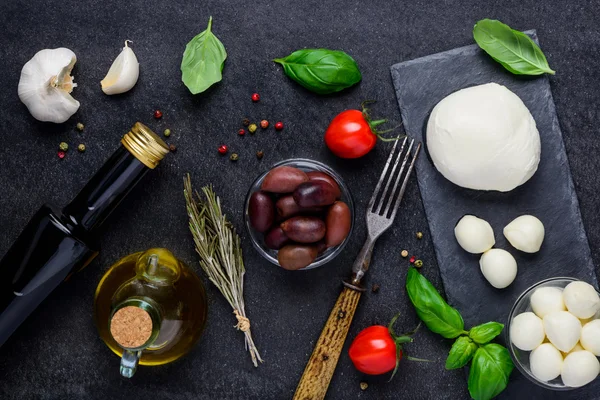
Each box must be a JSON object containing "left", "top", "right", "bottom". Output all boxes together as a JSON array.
[
  {"left": 18, "top": 48, "right": 80, "bottom": 123},
  {"left": 101, "top": 40, "right": 139, "bottom": 95}
]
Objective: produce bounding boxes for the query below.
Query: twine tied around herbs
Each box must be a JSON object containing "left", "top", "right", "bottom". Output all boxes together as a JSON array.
[{"left": 234, "top": 310, "right": 251, "bottom": 332}]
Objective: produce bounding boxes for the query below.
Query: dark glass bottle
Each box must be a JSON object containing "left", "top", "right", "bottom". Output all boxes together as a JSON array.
[{"left": 0, "top": 122, "right": 169, "bottom": 347}]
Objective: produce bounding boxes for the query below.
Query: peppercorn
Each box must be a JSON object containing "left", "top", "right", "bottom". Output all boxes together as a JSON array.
[
  {"left": 251, "top": 93, "right": 260, "bottom": 102},
  {"left": 260, "top": 120, "right": 269, "bottom": 129},
  {"left": 414, "top": 259, "right": 423, "bottom": 268},
  {"left": 218, "top": 145, "right": 228, "bottom": 155},
  {"left": 59, "top": 142, "right": 69, "bottom": 152},
  {"left": 77, "top": 144, "right": 86, "bottom": 152},
  {"left": 360, "top": 382, "right": 368, "bottom": 391},
  {"left": 275, "top": 121, "right": 284, "bottom": 131},
  {"left": 169, "top": 144, "right": 177, "bottom": 152},
  {"left": 242, "top": 118, "right": 250, "bottom": 126},
  {"left": 76, "top": 122, "right": 84, "bottom": 132},
  {"left": 230, "top": 153, "right": 239, "bottom": 161},
  {"left": 164, "top": 129, "right": 171, "bottom": 137},
  {"left": 371, "top": 284, "right": 380, "bottom": 293},
  {"left": 238, "top": 129, "right": 246, "bottom": 136},
  {"left": 416, "top": 231, "right": 423, "bottom": 240},
  {"left": 401, "top": 250, "right": 409, "bottom": 258},
  {"left": 57, "top": 151, "right": 66, "bottom": 159},
  {"left": 154, "top": 110, "right": 163, "bottom": 119},
  {"left": 256, "top": 150, "right": 264, "bottom": 159},
  {"left": 248, "top": 124, "right": 258, "bottom": 134},
  {"left": 409, "top": 256, "right": 416, "bottom": 264}
]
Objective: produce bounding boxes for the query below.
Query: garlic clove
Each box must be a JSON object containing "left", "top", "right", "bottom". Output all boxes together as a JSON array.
[
  {"left": 101, "top": 40, "right": 139, "bottom": 95},
  {"left": 503, "top": 215, "right": 545, "bottom": 253},
  {"left": 18, "top": 48, "right": 80, "bottom": 123}
]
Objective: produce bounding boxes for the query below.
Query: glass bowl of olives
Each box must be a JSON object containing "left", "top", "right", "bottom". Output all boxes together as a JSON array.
[{"left": 244, "top": 158, "right": 354, "bottom": 270}]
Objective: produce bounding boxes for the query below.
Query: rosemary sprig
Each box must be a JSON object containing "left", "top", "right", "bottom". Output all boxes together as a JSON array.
[{"left": 184, "top": 174, "right": 262, "bottom": 366}]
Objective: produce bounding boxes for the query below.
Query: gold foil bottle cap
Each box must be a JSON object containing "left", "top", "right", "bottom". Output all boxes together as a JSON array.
[{"left": 122, "top": 122, "right": 169, "bottom": 169}]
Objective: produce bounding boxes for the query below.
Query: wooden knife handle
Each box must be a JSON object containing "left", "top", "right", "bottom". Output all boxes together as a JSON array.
[{"left": 293, "top": 287, "right": 362, "bottom": 400}]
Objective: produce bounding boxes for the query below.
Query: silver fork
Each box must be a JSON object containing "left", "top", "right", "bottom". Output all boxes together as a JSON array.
[
  {"left": 293, "top": 137, "right": 421, "bottom": 400},
  {"left": 345, "top": 136, "right": 421, "bottom": 290}
]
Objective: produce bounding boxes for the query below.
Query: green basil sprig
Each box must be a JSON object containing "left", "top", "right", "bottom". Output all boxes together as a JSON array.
[
  {"left": 469, "top": 322, "right": 504, "bottom": 344},
  {"left": 181, "top": 16, "right": 227, "bottom": 94},
  {"left": 273, "top": 49, "right": 361, "bottom": 94},
  {"left": 406, "top": 267, "right": 466, "bottom": 338},
  {"left": 468, "top": 344, "right": 514, "bottom": 400},
  {"left": 406, "top": 267, "right": 513, "bottom": 400},
  {"left": 446, "top": 336, "right": 478, "bottom": 370},
  {"left": 473, "top": 19, "right": 555, "bottom": 76}
]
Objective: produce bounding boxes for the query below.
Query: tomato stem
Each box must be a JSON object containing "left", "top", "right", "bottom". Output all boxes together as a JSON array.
[
  {"left": 387, "top": 314, "right": 422, "bottom": 381},
  {"left": 360, "top": 101, "right": 406, "bottom": 142}
]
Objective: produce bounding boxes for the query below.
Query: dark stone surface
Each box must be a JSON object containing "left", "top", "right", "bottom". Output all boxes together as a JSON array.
[
  {"left": 0, "top": 1, "right": 599, "bottom": 399},
  {"left": 391, "top": 31, "right": 598, "bottom": 399}
]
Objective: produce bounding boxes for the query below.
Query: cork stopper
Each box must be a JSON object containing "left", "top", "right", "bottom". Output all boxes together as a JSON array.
[{"left": 110, "top": 306, "right": 153, "bottom": 349}]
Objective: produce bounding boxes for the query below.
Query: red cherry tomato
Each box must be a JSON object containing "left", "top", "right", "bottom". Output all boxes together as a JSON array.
[
  {"left": 348, "top": 325, "right": 399, "bottom": 375},
  {"left": 324, "top": 109, "right": 377, "bottom": 158},
  {"left": 325, "top": 101, "right": 397, "bottom": 159}
]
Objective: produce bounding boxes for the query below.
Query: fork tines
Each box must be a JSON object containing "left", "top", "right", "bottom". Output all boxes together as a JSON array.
[{"left": 368, "top": 137, "right": 421, "bottom": 219}]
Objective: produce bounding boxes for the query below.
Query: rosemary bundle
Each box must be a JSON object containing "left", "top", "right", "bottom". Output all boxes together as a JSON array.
[{"left": 184, "top": 174, "right": 262, "bottom": 366}]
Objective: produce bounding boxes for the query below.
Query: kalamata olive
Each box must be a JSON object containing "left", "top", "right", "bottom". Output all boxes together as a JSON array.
[
  {"left": 276, "top": 195, "right": 324, "bottom": 219},
  {"left": 261, "top": 166, "right": 309, "bottom": 193},
  {"left": 280, "top": 216, "right": 326, "bottom": 243},
  {"left": 325, "top": 201, "right": 352, "bottom": 247},
  {"left": 278, "top": 244, "right": 318, "bottom": 270},
  {"left": 307, "top": 171, "right": 341, "bottom": 199},
  {"left": 248, "top": 191, "right": 275, "bottom": 233},
  {"left": 293, "top": 181, "right": 338, "bottom": 208},
  {"left": 264, "top": 227, "right": 290, "bottom": 250}
]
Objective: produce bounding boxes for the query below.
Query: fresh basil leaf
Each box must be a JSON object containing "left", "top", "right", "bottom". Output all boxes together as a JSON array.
[
  {"left": 468, "top": 344, "right": 514, "bottom": 400},
  {"left": 446, "top": 336, "right": 478, "bottom": 370},
  {"left": 406, "top": 267, "right": 465, "bottom": 339},
  {"left": 469, "top": 322, "right": 504, "bottom": 344},
  {"left": 181, "top": 16, "right": 227, "bottom": 94},
  {"left": 473, "top": 19, "right": 555, "bottom": 76},
  {"left": 273, "top": 49, "right": 361, "bottom": 94}
]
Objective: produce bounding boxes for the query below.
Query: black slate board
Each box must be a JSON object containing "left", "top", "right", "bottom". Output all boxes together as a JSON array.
[{"left": 390, "top": 31, "right": 599, "bottom": 399}]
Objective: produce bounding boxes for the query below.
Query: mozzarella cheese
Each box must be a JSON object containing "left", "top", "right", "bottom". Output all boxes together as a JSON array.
[{"left": 426, "top": 83, "right": 541, "bottom": 192}]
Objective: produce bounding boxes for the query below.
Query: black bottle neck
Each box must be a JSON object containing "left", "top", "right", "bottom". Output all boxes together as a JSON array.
[{"left": 62, "top": 146, "right": 149, "bottom": 232}]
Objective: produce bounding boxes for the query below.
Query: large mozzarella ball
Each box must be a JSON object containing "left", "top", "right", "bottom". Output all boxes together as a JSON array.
[
  {"left": 454, "top": 215, "right": 495, "bottom": 254},
  {"left": 530, "top": 287, "right": 566, "bottom": 318},
  {"left": 530, "top": 343, "right": 563, "bottom": 382},
  {"left": 426, "top": 83, "right": 541, "bottom": 192},
  {"left": 561, "top": 350, "right": 600, "bottom": 388},
  {"left": 503, "top": 215, "right": 545, "bottom": 253},
  {"left": 543, "top": 311, "right": 582, "bottom": 352},
  {"left": 580, "top": 320, "right": 600, "bottom": 356},
  {"left": 510, "top": 312, "right": 545, "bottom": 351},
  {"left": 479, "top": 249, "right": 517, "bottom": 289},
  {"left": 563, "top": 281, "right": 600, "bottom": 319}
]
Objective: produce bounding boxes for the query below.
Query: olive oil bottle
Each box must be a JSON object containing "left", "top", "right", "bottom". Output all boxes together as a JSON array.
[
  {"left": 94, "top": 248, "right": 207, "bottom": 377},
  {"left": 0, "top": 122, "right": 169, "bottom": 348}
]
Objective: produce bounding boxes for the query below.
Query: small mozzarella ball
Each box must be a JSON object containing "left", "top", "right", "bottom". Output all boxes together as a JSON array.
[
  {"left": 479, "top": 249, "right": 517, "bottom": 289},
  {"left": 503, "top": 215, "right": 545, "bottom": 253},
  {"left": 510, "top": 312, "right": 545, "bottom": 351},
  {"left": 530, "top": 343, "right": 563, "bottom": 382},
  {"left": 530, "top": 287, "right": 566, "bottom": 318},
  {"left": 543, "top": 311, "right": 582, "bottom": 352},
  {"left": 561, "top": 350, "right": 600, "bottom": 388},
  {"left": 563, "top": 281, "right": 600, "bottom": 319},
  {"left": 580, "top": 320, "right": 600, "bottom": 356},
  {"left": 454, "top": 215, "right": 495, "bottom": 254},
  {"left": 563, "top": 342, "right": 585, "bottom": 357}
]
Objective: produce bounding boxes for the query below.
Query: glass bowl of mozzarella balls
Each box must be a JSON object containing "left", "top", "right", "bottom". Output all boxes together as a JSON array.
[{"left": 507, "top": 277, "right": 600, "bottom": 390}]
